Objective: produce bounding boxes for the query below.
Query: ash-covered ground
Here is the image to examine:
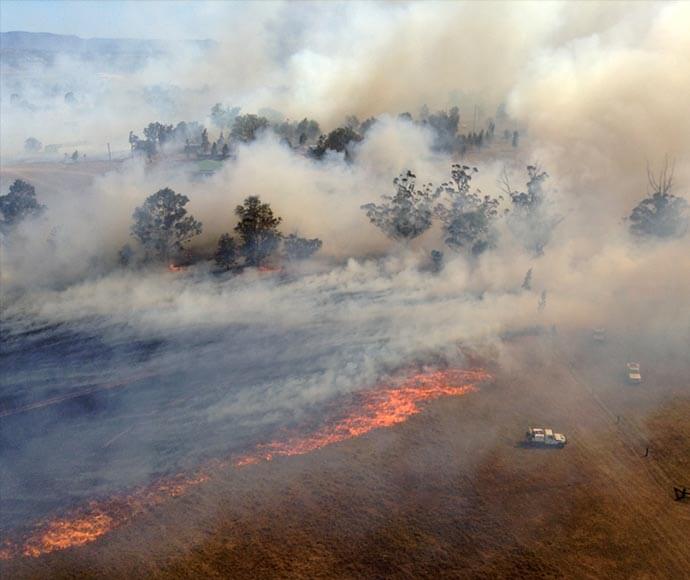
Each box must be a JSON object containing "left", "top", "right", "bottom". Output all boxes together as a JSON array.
[{"left": 0, "top": 261, "right": 495, "bottom": 537}]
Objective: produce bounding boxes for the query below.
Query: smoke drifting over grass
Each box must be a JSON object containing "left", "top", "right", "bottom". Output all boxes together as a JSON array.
[{"left": 1, "top": 0, "right": 689, "bottom": 549}]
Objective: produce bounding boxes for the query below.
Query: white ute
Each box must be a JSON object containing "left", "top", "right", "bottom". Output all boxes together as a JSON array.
[
  {"left": 592, "top": 328, "right": 606, "bottom": 342},
  {"left": 626, "top": 362, "right": 642, "bottom": 384},
  {"left": 526, "top": 427, "right": 567, "bottom": 448}
]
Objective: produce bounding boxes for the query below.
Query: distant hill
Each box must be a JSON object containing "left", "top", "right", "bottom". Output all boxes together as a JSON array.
[{"left": 0, "top": 31, "right": 216, "bottom": 72}]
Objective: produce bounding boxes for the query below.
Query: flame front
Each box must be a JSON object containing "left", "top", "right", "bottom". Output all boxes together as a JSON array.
[
  {"left": 1, "top": 367, "right": 488, "bottom": 560},
  {"left": 235, "top": 368, "right": 488, "bottom": 466},
  {"left": 22, "top": 512, "right": 114, "bottom": 558}
]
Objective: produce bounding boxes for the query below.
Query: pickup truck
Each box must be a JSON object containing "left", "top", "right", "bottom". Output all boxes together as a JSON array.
[{"left": 526, "top": 427, "right": 567, "bottom": 448}]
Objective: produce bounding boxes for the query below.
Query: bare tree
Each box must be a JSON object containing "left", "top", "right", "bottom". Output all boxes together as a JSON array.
[{"left": 629, "top": 160, "right": 689, "bottom": 239}]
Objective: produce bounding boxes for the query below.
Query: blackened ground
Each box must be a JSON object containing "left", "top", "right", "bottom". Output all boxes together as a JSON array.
[{"left": 3, "top": 331, "right": 689, "bottom": 579}]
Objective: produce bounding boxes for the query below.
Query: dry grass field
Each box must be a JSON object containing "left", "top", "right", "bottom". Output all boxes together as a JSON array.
[
  {"left": 1, "top": 161, "right": 123, "bottom": 196},
  {"left": 3, "top": 331, "right": 688, "bottom": 579}
]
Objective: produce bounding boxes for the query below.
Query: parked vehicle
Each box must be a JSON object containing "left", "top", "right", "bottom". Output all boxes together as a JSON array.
[
  {"left": 526, "top": 426, "right": 567, "bottom": 448},
  {"left": 626, "top": 362, "right": 642, "bottom": 384},
  {"left": 592, "top": 328, "right": 606, "bottom": 342}
]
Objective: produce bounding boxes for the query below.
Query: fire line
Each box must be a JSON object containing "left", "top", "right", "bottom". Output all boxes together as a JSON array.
[{"left": 1, "top": 367, "right": 489, "bottom": 560}]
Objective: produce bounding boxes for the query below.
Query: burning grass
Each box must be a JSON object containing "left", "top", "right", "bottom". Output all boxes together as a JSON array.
[{"left": 1, "top": 367, "right": 489, "bottom": 560}]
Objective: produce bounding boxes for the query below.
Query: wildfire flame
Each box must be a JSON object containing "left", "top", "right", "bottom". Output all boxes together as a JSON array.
[
  {"left": 234, "top": 368, "right": 488, "bottom": 466},
  {"left": 1, "top": 367, "right": 488, "bottom": 560}
]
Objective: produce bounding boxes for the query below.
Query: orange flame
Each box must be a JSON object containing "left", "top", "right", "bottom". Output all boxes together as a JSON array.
[
  {"left": 234, "top": 368, "right": 487, "bottom": 466},
  {"left": 1, "top": 367, "right": 488, "bottom": 560}
]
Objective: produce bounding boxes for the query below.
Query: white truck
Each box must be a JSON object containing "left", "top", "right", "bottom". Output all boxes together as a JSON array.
[
  {"left": 626, "top": 362, "right": 642, "bottom": 384},
  {"left": 526, "top": 427, "right": 567, "bottom": 448},
  {"left": 592, "top": 328, "right": 606, "bottom": 342}
]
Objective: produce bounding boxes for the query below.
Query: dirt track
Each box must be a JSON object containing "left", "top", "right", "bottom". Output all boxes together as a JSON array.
[{"left": 3, "top": 331, "right": 689, "bottom": 579}]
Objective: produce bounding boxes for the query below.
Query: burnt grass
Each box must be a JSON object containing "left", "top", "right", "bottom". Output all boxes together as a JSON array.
[{"left": 3, "top": 333, "right": 689, "bottom": 579}]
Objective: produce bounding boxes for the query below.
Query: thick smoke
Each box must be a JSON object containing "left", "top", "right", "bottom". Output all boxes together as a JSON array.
[{"left": 1, "top": 0, "right": 689, "bottom": 538}]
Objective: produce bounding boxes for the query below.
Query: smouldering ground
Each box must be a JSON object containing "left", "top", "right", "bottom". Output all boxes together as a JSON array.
[{"left": 3, "top": 331, "right": 689, "bottom": 579}]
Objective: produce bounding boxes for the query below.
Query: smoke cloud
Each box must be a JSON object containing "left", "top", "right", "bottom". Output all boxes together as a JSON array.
[{"left": 1, "top": 0, "right": 689, "bottom": 543}]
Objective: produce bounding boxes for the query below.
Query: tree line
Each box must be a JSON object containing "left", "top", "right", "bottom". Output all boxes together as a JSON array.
[
  {"left": 127, "top": 102, "right": 514, "bottom": 165},
  {"left": 361, "top": 162, "right": 689, "bottom": 271},
  {"left": 1, "top": 162, "right": 688, "bottom": 276},
  {"left": 123, "top": 189, "right": 322, "bottom": 271}
]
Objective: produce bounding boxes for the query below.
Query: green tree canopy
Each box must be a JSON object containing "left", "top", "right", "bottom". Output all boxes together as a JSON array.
[
  {"left": 284, "top": 234, "right": 322, "bottom": 261},
  {"left": 231, "top": 114, "right": 269, "bottom": 143},
  {"left": 361, "top": 170, "right": 436, "bottom": 243},
  {"left": 214, "top": 233, "right": 238, "bottom": 270},
  {"left": 234, "top": 196, "right": 282, "bottom": 267},
  {"left": 0, "top": 179, "right": 45, "bottom": 230},
  {"left": 131, "top": 187, "right": 202, "bottom": 262},
  {"left": 311, "top": 127, "right": 362, "bottom": 160},
  {"left": 434, "top": 165, "right": 500, "bottom": 256}
]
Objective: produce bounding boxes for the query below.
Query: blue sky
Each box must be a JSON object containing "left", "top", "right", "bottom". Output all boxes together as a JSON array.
[{"left": 0, "top": 0, "right": 246, "bottom": 39}]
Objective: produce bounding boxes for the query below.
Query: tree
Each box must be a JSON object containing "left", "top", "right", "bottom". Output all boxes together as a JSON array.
[
  {"left": 426, "top": 107, "right": 460, "bottom": 152},
  {"left": 210, "top": 103, "right": 241, "bottom": 129},
  {"left": 234, "top": 196, "right": 282, "bottom": 267},
  {"left": 521, "top": 268, "right": 533, "bottom": 290},
  {"left": 222, "top": 143, "right": 230, "bottom": 158},
  {"left": 231, "top": 114, "right": 269, "bottom": 143},
  {"left": 310, "top": 127, "right": 362, "bottom": 160},
  {"left": 434, "top": 165, "right": 500, "bottom": 256},
  {"left": 71, "top": 150, "right": 79, "bottom": 162},
  {"left": 629, "top": 162, "right": 689, "bottom": 239},
  {"left": 214, "top": 233, "right": 238, "bottom": 270},
  {"left": 142, "top": 122, "right": 174, "bottom": 153},
  {"left": 200, "top": 128, "right": 210, "bottom": 154},
  {"left": 131, "top": 188, "right": 203, "bottom": 262},
  {"left": 360, "top": 117, "right": 378, "bottom": 134},
  {"left": 24, "top": 137, "right": 42, "bottom": 152},
  {"left": 430, "top": 249, "right": 444, "bottom": 273},
  {"left": 118, "top": 244, "right": 135, "bottom": 267},
  {"left": 0, "top": 179, "right": 45, "bottom": 230},
  {"left": 284, "top": 234, "right": 322, "bottom": 261},
  {"left": 273, "top": 118, "right": 321, "bottom": 148},
  {"left": 173, "top": 121, "right": 203, "bottom": 144},
  {"left": 361, "top": 170, "right": 436, "bottom": 243},
  {"left": 502, "top": 165, "right": 562, "bottom": 255},
  {"left": 296, "top": 118, "right": 321, "bottom": 143},
  {"left": 128, "top": 131, "right": 139, "bottom": 156}
]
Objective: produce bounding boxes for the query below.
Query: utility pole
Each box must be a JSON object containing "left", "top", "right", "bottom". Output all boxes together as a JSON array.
[{"left": 107, "top": 143, "right": 112, "bottom": 163}]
